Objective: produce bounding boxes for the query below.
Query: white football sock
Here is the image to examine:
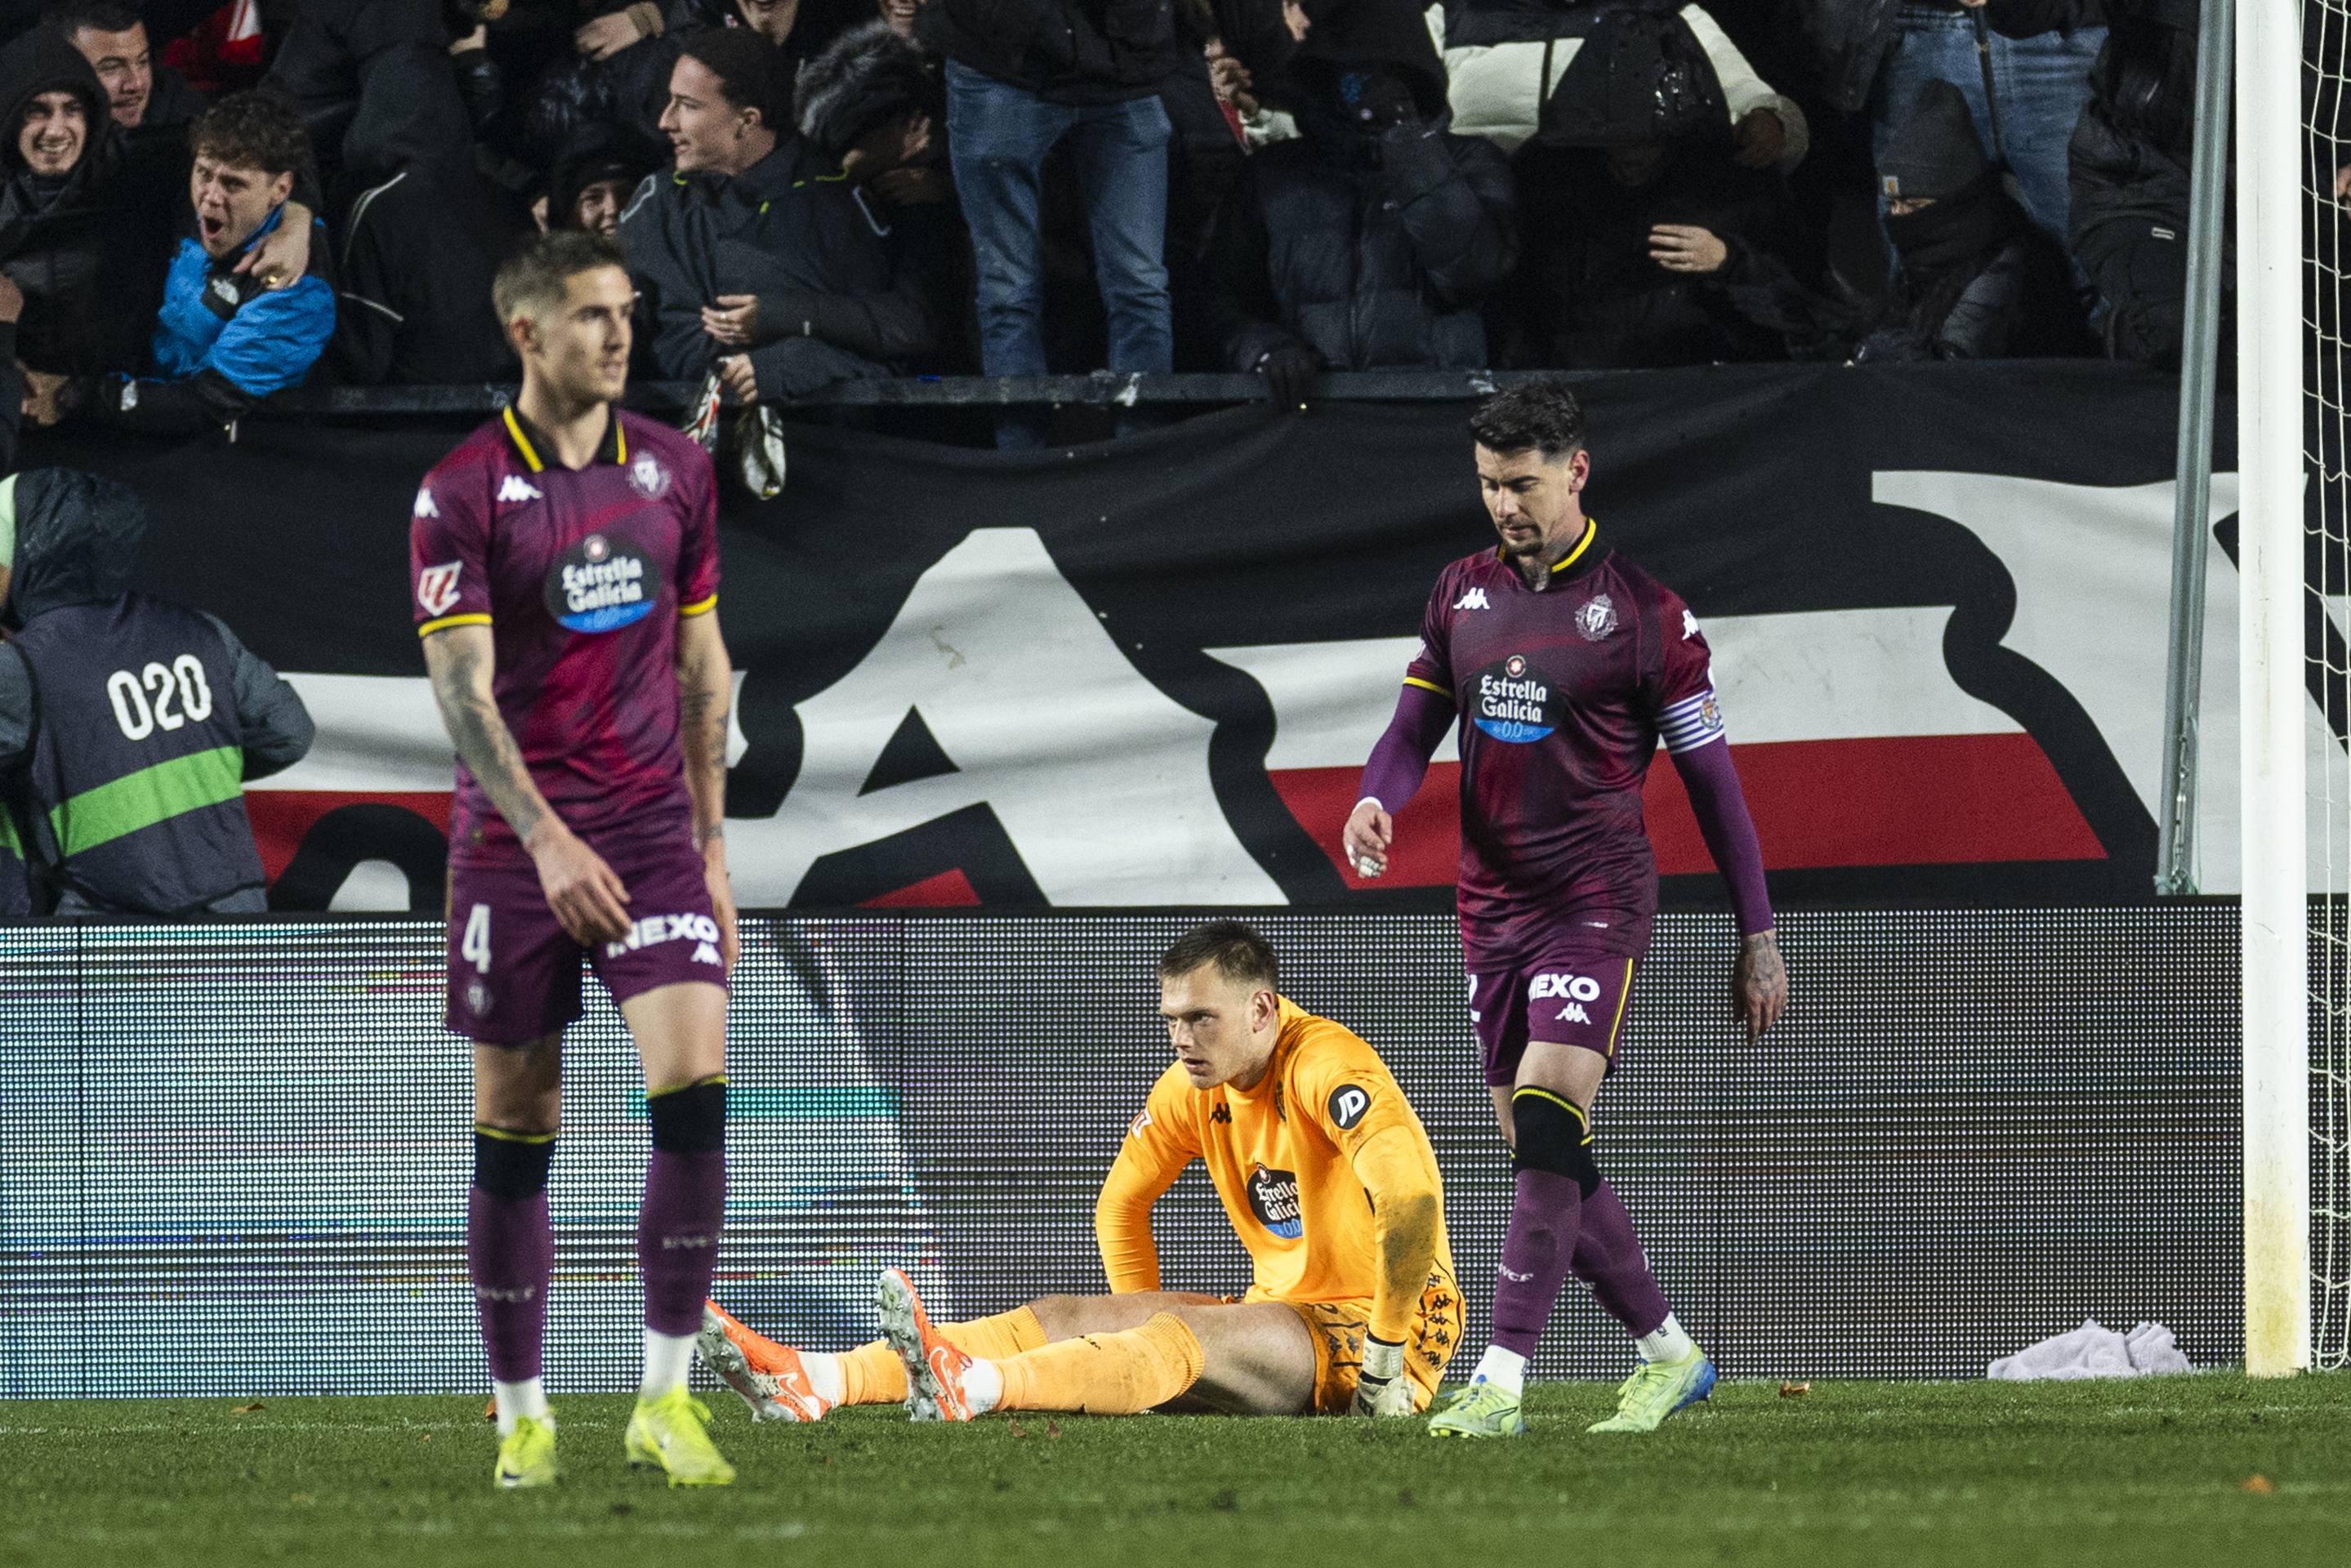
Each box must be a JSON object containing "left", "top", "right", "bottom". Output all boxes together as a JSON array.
[
  {"left": 804, "top": 1352, "right": 846, "bottom": 1406},
  {"left": 1472, "top": 1345, "right": 1527, "bottom": 1395},
  {"left": 963, "top": 1358, "right": 1005, "bottom": 1416},
  {"left": 641, "top": 1329, "right": 697, "bottom": 1398},
  {"left": 493, "top": 1376, "right": 548, "bottom": 1437},
  {"left": 1636, "top": 1313, "right": 1697, "bottom": 1364}
]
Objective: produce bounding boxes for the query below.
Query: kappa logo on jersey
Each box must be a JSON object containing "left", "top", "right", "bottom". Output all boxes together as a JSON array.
[
  {"left": 628, "top": 453, "right": 671, "bottom": 500},
  {"left": 547, "top": 532, "right": 655, "bottom": 634},
  {"left": 417, "top": 561, "right": 465, "bottom": 617},
  {"left": 1327, "top": 1084, "right": 1371, "bottom": 1130},
  {"left": 1531, "top": 971, "right": 1604, "bottom": 1025},
  {"left": 413, "top": 488, "right": 439, "bottom": 519},
  {"left": 497, "top": 475, "right": 543, "bottom": 505},
  {"left": 604, "top": 911, "right": 724, "bottom": 960},
  {"left": 1247, "top": 1164, "right": 1304, "bottom": 1239},
  {"left": 1470, "top": 655, "right": 1558, "bottom": 744},
  {"left": 1452, "top": 587, "right": 1492, "bottom": 612},
  {"left": 1209, "top": 1102, "right": 1232, "bottom": 1125},
  {"left": 1577, "top": 593, "right": 1619, "bottom": 642},
  {"left": 1683, "top": 608, "right": 1700, "bottom": 640}
]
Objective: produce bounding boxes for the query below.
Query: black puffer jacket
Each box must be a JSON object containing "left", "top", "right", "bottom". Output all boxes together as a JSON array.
[
  {"left": 619, "top": 132, "right": 953, "bottom": 389},
  {"left": 1726, "top": 171, "right": 2090, "bottom": 359},
  {"left": 265, "top": 0, "right": 476, "bottom": 185},
  {"left": 1988, "top": 0, "right": 2201, "bottom": 364},
  {"left": 917, "top": 0, "right": 1184, "bottom": 105},
  {"left": 1204, "top": 50, "right": 1517, "bottom": 372},
  {"left": 1498, "top": 142, "right": 1812, "bottom": 369},
  {"left": 0, "top": 29, "right": 115, "bottom": 376}
]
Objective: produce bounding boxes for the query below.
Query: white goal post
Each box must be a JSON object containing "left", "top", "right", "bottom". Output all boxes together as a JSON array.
[{"left": 2241, "top": 0, "right": 2309, "bottom": 1376}]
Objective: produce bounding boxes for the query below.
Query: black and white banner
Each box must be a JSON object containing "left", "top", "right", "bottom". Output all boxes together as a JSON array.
[{"left": 25, "top": 359, "right": 2316, "bottom": 912}]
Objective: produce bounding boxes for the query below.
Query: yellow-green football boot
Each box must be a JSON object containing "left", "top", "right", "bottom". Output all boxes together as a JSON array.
[
  {"left": 493, "top": 1415, "right": 557, "bottom": 1490},
  {"left": 1586, "top": 1348, "right": 1717, "bottom": 1433},
  {"left": 1425, "top": 1378, "right": 1527, "bottom": 1439},
  {"left": 625, "top": 1388, "right": 736, "bottom": 1486}
]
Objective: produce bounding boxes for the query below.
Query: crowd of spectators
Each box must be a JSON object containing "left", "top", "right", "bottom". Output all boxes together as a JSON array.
[{"left": 0, "top": 0, "right": 2277, "bottom": 453}]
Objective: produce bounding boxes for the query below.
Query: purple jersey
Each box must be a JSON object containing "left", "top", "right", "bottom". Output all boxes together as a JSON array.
[
  {"left": 1403, "top": 520, "right": 1722, "bottom": 965},
  {"left": 409, "top": 406, "right": 720, "bottom": 862}
]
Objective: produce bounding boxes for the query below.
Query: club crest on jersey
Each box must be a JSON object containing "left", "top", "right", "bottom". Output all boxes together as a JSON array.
[
  {"left": 628, "top": 453, "right": 671, "bottom": 500},
  {"left": 1577, "top": 594, "right": 1618, "bottom": 642},
  {"left": 546, "top": 532, "right": 654, "bottom": 634},
  {"left": 1470, "top": 656, "right": 1557, "bottom": 744},
  {"left": 1247, "top": 1165, "right": 1304, "bottom": 1239},
  {"left": 417, "top": 561, "right": 464, "bottom": 617}
]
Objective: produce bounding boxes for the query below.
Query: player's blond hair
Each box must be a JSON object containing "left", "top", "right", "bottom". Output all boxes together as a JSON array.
[{"left": 493, "top": 229, "right": 627, "bottom": 329}]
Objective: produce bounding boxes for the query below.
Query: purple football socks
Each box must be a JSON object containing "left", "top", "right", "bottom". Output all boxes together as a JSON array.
[
  {"left": 468, "top": 1186, "right": 552, "bottom": 1383},
  {"left": 1488, "top": 1167, "right": 1585, "bottom": 1358},
  {"left": 638, "top": 1148, "right": 725, "bottom": 1337}
]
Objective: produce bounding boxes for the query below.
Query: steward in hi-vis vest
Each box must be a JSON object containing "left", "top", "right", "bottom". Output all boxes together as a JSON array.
[{"left": 0, "top": 470, "right": 314, "bottom": 915}]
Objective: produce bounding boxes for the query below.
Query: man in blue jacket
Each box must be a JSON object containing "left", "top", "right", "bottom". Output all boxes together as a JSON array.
[{"left": 66, "top": 89, "right": 334, "bottom": 434}]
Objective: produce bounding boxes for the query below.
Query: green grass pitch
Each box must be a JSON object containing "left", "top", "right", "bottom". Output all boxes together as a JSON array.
[{"left": 4, "top": 1376, "right": 2347, "bottom": 1566}]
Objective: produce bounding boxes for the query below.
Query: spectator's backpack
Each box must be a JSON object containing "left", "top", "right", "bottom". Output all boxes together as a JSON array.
[{"left": 1435, "top": 0, "right": 1763, "bottom": 154}]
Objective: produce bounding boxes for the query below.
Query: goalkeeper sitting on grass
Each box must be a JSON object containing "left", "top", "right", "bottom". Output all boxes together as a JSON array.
[{"left": 700, "top": 920, "right": 1462, "bottom": 1420}]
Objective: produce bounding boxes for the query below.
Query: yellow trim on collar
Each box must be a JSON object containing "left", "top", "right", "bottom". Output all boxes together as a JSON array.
[
  {"left": 501, "top": 406, "right": 544, "bottom": 474},
  {"left": 1549, "top": 518, "right": 1599, "bottom": 572}
]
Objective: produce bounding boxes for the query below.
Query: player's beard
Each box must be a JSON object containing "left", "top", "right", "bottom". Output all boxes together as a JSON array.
[{"left": 1496, "top": 521, "right": 1548, "bottom": 559}]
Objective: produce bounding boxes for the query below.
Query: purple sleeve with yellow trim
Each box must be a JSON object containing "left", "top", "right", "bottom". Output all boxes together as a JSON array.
[
  {"left": 409, "top": 452, "right": 492, "bottom": 637},
  {"left": 675, "top": 439, "right": 720, "bottom": 616}
]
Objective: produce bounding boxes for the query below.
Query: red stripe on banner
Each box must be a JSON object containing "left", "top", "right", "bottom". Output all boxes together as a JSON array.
[
  {"left": 243, "top": 791, "right": 453, "bottom": 884},
  {"left": 859, "top": 868, "right": 984, "bottom": 908},
  {"left": 1271, "top": 733, "right": 2104, "bottom": 888},
  {"left": 1268, "top": 765, "right": 1465, "bottom": 889},
  {"left": 1645, "top": 733, "right": 2104, "bottom": 871}
]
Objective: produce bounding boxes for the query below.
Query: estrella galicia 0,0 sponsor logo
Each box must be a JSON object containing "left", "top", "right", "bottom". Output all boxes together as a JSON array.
[
  {"left": 1470, "top": 654, "right": 1557, "bottom": 743},
  {"left": 546, "top": 532, "right": 654, "bottom": 633},
  {"left": 1247, "top": 1164, "right": 1304, "bottom": 1239}
]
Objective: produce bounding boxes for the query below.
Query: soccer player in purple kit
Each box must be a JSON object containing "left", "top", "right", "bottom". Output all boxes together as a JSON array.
[
  {"left": 410, "top": 230, "right": 740, "bottom": 1489},
  {"left": 1342, "top": 381, "right": 1787, "bottom": 1440}
]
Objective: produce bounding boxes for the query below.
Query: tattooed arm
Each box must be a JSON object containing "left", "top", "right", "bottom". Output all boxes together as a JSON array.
[
  {"left": 422, "top": 622, "right": 631, "bottom": 943},
  {"left": 674, "top": 606, "right": 737, "bottom": 968}
]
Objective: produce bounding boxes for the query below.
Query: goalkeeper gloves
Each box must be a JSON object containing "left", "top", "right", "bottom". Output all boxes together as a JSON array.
[{"left": 1350, "top": 1334, "right": 1415, "bottom": 1418}]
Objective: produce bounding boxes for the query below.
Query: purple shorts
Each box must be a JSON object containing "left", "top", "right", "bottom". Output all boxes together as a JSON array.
[
  {"left": 1467, "top": 946, "right": 1640, "bottom": 1087},
  {"left": 445, "top": 830, "right": 727, "bottom": 1045}
]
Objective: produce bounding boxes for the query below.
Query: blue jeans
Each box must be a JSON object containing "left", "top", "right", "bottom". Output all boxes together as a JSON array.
[
  {"left": 944, "top": 60, "right": 1174, "bottom": 383},
  {"left": 1873, "top": 4, "right": 2105, "bottom": 251}
]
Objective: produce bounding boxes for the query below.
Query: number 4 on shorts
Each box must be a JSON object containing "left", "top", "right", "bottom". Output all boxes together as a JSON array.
[{"left": 462, "top": 904, "right": 492, "bottom": 973}]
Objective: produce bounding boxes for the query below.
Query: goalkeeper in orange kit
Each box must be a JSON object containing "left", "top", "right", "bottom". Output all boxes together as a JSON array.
[{"left": 698, "top": 920, "right": 1462, "bottom": 1420}]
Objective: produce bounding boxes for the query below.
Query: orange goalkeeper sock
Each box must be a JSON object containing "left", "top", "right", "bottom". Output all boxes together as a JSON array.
[
  {"left": 991, "top": 1312, "right": 1204, "bottom": 1415},
  {"left": 944, "top": 1305, "right": 1049, "bottom": 1362},
  {"left": 834, "top": 1307, "right": 1051, "bottom": 1405}
]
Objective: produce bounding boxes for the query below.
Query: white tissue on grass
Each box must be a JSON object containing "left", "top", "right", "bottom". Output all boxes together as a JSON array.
[{"left": 1987, "top": 1320, "right": 2193, "bottom": 1381}]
